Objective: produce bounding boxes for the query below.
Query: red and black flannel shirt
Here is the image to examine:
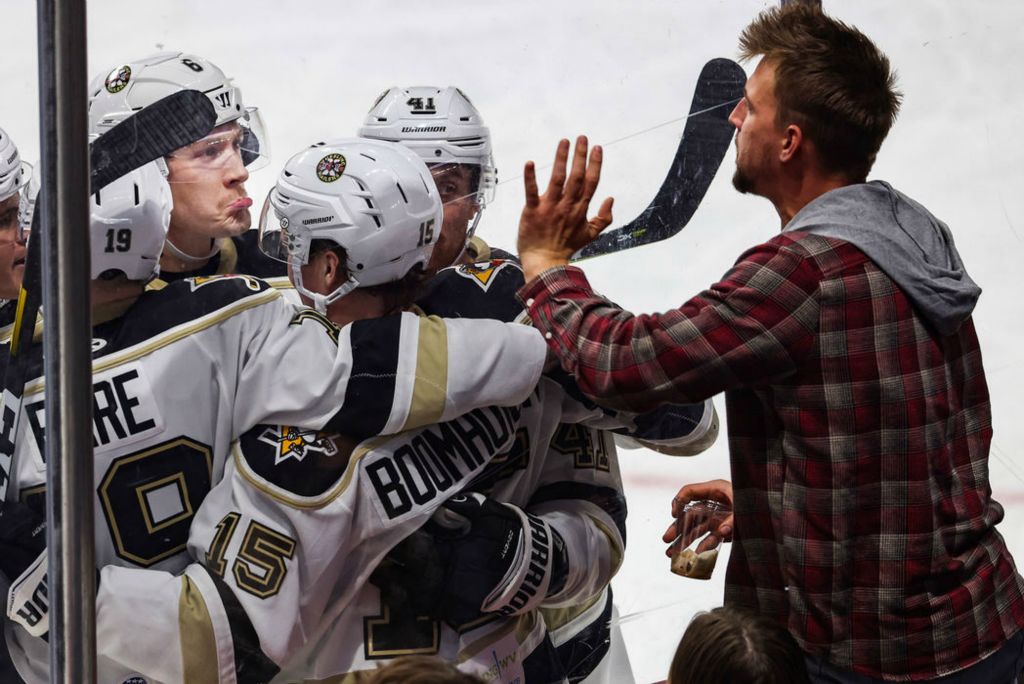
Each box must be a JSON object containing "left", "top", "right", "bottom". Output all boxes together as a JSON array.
[{"left": 519, "top": 231, "right": 1024, "bottom": 680}]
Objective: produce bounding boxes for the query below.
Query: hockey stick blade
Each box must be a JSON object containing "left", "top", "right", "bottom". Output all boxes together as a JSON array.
[
  {"left": 573, "top": 58, "right": 745, "bottom": 261},
  {"left": 0, "top": 89, "right": 216, "bottom": 502},
  {"left": 91, "top": 89, "right": 216, "bottom": 191}
]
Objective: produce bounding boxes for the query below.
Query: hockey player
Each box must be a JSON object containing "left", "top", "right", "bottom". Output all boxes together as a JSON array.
[
  {"left": 0, "top": 127, "right": 31, "bottom": 322},
  {"left": 0, "top": 118, "right": 27, "bottom": 684},
  {"left": 0, "top": 142, "right": 547, "bottom": 682},
  {"left": 359, "top": 87, "right": 718, "bottom": 683},
  {"left": 358, "top": 86, "right": 500, "bottom": 271},
  {"left": 87, "top": 51, "right": 288, "bottom": 285}
]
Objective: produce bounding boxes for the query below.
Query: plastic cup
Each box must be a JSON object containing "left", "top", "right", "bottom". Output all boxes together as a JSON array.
[{"left": 669, "top": 499, "right": 731, "bottom": 580}]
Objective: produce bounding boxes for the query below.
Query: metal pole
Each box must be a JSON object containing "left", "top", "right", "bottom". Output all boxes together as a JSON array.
[{"left": 37, "top": 0, "right": 96, "bottom": 680}]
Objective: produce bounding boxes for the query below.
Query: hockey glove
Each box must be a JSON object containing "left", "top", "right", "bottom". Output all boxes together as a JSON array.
[
  {"left": 369, "top": 527, "right": 446, "bottom": 617},
  {"left": 428, "top": 492, "right": 569, "bottom": 628},
  {"left": 0, "top": 500, "right": 50, "bottom": 637}
]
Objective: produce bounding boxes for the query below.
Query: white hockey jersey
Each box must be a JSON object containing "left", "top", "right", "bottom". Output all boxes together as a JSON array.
[
  {"left": 2, "top": 273, "right": 546, "bottom": 683},
  {"left": 67, "top": 261, "right": 716, "bottom": 684},
  {"left": 95, "top": 373, "right": 631, "bottom": 684},
  {"left": 263, "top": 383, "right": 630, "bottom": 684}
]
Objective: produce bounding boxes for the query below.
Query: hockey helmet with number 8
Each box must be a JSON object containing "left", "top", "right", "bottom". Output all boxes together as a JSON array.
[
  {"left": 87, "top": 51, "right": 269, "bottom": 171},
  {"left": 258, "top": 138, "right": 442, "bottom": 313},
  {"left": 90, "top": 161, "right": 173, "bottom": 282},
  {"left": 0, "top": 127, "right": 32, "bottom": 204}
]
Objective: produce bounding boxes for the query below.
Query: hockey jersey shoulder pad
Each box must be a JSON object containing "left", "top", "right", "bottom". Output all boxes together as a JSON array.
[
  {"left": 417, "top": 258, "right": 526, "bottom": 322},
  {"left": 91, "top": 275, "right": 277, "bottom": 360},
  {"left": 236, "top": 424, "right": 359, "bottom": 502}
]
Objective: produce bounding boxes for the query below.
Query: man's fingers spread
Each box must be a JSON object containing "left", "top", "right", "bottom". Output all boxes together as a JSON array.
[
  {"left": 581, "top": 144, "right": 604, "bottom": 202},
  {"left": 547, "top": 139, "right": 570, "bottom": 196},
  {"left": 523, "top": 161, "right": 539, "bottom": 207},
  {"left": 564, "top": 135, "right": 589, "bottom": 200},
  {"left": 594, "top": 197, "right": 614, "bottom": 229}
]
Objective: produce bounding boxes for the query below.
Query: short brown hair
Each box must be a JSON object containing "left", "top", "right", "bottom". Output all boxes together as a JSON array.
[
  {"left": 365, "top": 656, "right": 485, "bottom": 684},
  {"left": 739, "top": 5, "right": 902, "bottom": 181},
  {"left": 310, "top": 238, "right": 429, "bottom": 313},
  {"left": 668, "top": 607, "right": 809, "bottom": 684}
]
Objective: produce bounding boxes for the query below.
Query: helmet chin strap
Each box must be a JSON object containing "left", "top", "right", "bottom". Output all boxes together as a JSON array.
[
  {"left": 290, "top": 253, "right": 360, "bottom": 314},
  {"left": 448, "top": 207, "right": 484, "bottom": 267},
  {"left": 164, "top": 236, "right": 221, "bottom": 263}
]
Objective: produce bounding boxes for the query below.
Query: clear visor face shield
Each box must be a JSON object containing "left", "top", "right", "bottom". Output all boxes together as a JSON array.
[
  {"left": 13, "top": 163, "right": 37, "bottom": 242},
  {"left": 8, "top": 161, "right": 36, "bottom": 241},
  {"left": 429, "top": 162, "right": 489, "bottom": 266},
  {"left": 256, "top": 189, "right": 307, "bottom": 265},
  {"left": 162, "top": 108, "right": 270, "bottom": 183}
]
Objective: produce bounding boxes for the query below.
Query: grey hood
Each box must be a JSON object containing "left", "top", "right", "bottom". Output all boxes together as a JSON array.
[{"left": 784, "top": 181, "right": 981, "bottom": 337}]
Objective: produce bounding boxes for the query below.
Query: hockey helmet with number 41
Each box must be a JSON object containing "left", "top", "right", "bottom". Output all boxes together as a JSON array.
[
  {"left": 359, "top": 86, "right": 496, "bottom": 268},
  {"left": 87, "top": 51, "right": 269, "bottom": 171},
  {"left": 258, "top": 138, "right": 442, "bottom": 313},
  {"left": 358, "top": 86, "right": 496, "bottom": 206}
]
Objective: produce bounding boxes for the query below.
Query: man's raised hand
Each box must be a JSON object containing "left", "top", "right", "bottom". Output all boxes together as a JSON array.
[{"left": 517, "top": 136, "right": 614, "bottom": 282}]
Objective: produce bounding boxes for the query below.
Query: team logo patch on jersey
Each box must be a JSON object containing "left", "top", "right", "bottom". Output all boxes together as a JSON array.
[
  {"left": 105, "top": 65, "right": 131, "bottom": 93},
  {"left": 316, "top": 153, "right": 346, "bottom": 183},
  {"left": 257, "top": 425, "right": 340, "bottom": 465},
  {"left": 455, "top": 259, "right": 516, "bottom": 291}
]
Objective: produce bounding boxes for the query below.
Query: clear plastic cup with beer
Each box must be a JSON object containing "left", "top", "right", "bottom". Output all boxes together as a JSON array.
[{"left": 669, "top": 499, "right": 731, "bottom": 579}]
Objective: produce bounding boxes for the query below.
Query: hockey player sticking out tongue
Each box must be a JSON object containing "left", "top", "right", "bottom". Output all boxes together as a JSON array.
[{"left": 88, "top": 51, "right": 286, "bottom": 284}]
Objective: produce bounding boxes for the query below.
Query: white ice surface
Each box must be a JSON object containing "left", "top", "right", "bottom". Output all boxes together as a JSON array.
[{"left": 3, "top": 2, "right": 1024, "bottom": 682}]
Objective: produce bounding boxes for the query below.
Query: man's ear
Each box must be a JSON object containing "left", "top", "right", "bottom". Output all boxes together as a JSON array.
[
  {"left": 780, "top": 123, "right": 804, "bottom": 164},
  {"left": 322, "top": 249, "right": 344, "bottom": 289}
]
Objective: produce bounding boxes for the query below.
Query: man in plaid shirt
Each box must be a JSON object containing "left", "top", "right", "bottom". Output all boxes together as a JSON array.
[{"left": 512, "top": 5, "right": 1024, "bottom": 683}]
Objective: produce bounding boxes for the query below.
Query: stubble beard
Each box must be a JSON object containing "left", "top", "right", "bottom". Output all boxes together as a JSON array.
[
  {"left": 732, "top": 165, "right": 754, "bottom": 195},
  {"left": 731, "top": 136, "right": 753, "bottom": 194}
]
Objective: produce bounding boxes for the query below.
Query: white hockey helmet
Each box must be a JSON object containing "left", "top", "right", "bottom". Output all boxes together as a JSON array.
[
  {"left": 90, "top": 161, "right": 173, "bottom": 282},
  {"left": 258, "top": 138, "right": 442, "bottom": 313},
  {"left": 358, "top": 86, "right": 496, "bottom": 203},
  {"left": 0, "top": 127, "right": 32, "bottom": 204},
  {"left": 17, "top": 163, "right": 40, "bottom": 237},
  {"left": 87, "top": 51, "right": 268, "bottom": 170},
  {"left": 358, "top": 87, "right": 495, "bottom": 267}
]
